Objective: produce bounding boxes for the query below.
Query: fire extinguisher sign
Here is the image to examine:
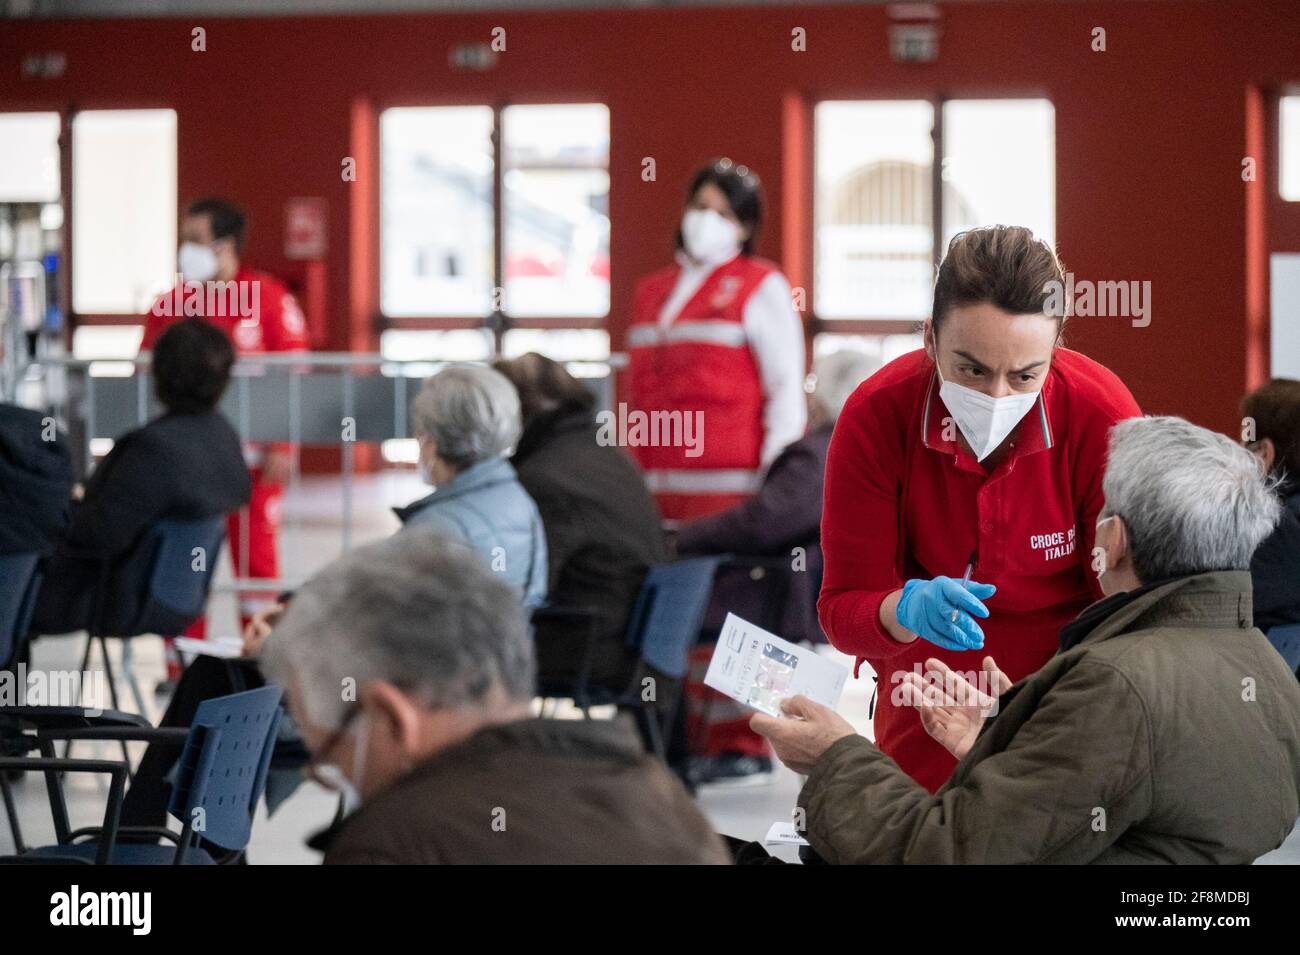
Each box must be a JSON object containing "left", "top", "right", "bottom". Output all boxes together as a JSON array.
[{"left": 284, "top": 197, "right": 327, "bottom": 260}]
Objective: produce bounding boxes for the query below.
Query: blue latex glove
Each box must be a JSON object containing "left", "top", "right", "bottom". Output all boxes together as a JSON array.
[{"left": 895, "top": 576, "right": 997, "bottom": 651}]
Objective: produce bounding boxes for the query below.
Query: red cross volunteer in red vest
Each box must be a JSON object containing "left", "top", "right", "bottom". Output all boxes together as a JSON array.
[
  {"left": 628, "top": 160, "right": 806, "bottom": 521},
  {"left": 819, "top": 226, "right": 1142, "bottom": 793},
  {"left": 140, "top": 197, "right": 308, "bottom": 661}
]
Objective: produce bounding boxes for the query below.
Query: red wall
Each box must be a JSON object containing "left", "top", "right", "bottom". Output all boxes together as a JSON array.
[{"left": 3, "top": 2, "right": 1300, "bottom": 435}]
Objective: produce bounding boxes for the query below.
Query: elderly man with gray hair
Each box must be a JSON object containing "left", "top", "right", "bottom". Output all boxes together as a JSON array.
[
  {"left": 748, "top": 415, "right": 1300, "bottom": 863},
  {"left": 262, "top": 530, "right": 729, "bottom": 864},
  {"left": 395, "top": 363, "right": 547, "bottom": 608}
]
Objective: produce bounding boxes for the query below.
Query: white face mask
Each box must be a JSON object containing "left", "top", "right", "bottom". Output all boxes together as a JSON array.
[
  {"left": 935, "top": 360, "right": 1041, "bottom": 461},
  {"left": 681, "top": 208, "right": 741, "bottom": 266},
  {"left": 315, "top": 714, "right": 369, "bottom": 815},
  {"left": 1094, "top": 514, "right": 1119, "bottom": 594},
  {"left": 178, "top": 241, "right": 219, "bottom": 282}
]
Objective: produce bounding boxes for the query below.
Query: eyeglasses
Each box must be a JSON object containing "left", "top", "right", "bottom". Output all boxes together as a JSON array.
[{"left": 307, "top": 704, "right": 363, "bottom": 781}]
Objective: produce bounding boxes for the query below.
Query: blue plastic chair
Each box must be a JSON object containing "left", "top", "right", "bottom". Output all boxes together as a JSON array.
[
  {"left": 1, "top": 685, "right": 283, "bottom": 864},
  {"left": 631, "top": 557, "right": 725, "bottom": 680},
  {"left": 85, "top": 515, "right": 227, "bottom": 713},
  {"left": 0, "top": 553, "right": 41, "bottom": 672},
  {"left": 535, "top": 556, "right": 722, "bottom": 758},
  {"left": 1266, "top": 624, "right": 1300, "bottom": 673},
  {"left": 0, "top": 552, "right": 43, "bottom": 846}
]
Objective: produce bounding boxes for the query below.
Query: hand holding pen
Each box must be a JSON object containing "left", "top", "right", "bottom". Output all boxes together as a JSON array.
[{"left": 896, "top": 550, "right": 996, "bottom": 651}]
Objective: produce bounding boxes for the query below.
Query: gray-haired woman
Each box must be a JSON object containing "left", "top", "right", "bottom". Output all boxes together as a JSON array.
[{"left": 395, "top": 364, "right": 547, "bottom": 609}]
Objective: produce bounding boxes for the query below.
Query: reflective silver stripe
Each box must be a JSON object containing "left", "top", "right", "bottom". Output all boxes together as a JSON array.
[
  {"left": 627, "top": 320, "right": 748, "bottom": 349},
  {"left": 626, "top": 325, "right": 661, "bottom": 348},
  {"left": 643, "top": 469, "right": 760, "bottom": 494}
]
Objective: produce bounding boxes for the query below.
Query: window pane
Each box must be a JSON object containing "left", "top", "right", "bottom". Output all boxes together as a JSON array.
[
  {"left": 813, "top": 332, "right": 923, "bottom": 366},
  {"left": 0, "top": 112, "right": 61, "bottom": 203},
  {"left": 942, "top": 99, "right": 1055, "bottom": 247},
  {"left": 72, "top": 109, "right": 176, "bottom": 314},
  {"left": 815, "top": 100, "right": 935, "bottom": 320},
  {"left": 381, "top": 106, "right": 495, "bottom": 317},
  {"left": 502, "top": 104, "right": 609, "bottom": 318},
  {"left": 72, "top": 324, "right": 144, "bottom": 359},
  {"left": 1283, "top": 96, "right": 1300, "bottom": 202},
  {"left": 379, "top": 328, "right": 493, "bottom": 363},
  {"left": 502, "top": 328, "right": 609, "bottom": 362}
]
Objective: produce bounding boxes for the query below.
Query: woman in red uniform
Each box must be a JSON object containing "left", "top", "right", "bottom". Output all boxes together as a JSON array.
[
  {"left": 628, "top": 159, "right": 806, "bottom": 521},
  {"left": 628, "top": 160, "right": 806, "bottom": 780},
  {"left": 819, "top": 226, "right": 1141, "bottom": 792}
]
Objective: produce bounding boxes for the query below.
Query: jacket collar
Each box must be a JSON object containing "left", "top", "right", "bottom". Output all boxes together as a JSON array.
[
  {"left": 393, "top": 455, "right": 517, "bottom": 523},
  {"left": 512, "top": 403, "right": 595, "bottom": 465},
  {"left": 308, "top": 717, "right": 646, "bottom": 854},
  {"left": 1060, "top": 570, "right": 1255, "bottom": 652},
  {"left": 420, "top": 716, "right": 646, "bottom": 769}
]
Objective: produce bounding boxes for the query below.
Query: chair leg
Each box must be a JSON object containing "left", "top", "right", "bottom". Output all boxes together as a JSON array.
[
  {"left": 78, "top": 632, "right": 94, "bottom": 675},
  {"left": 95, "top": 637, "right": 132, "bottom": 768},
  {"left": 98, "top": 636, "right": 121, "bottom": 712},
  {"left": 638, "top": 703, "right": 666, "bottom": 761},
  {"left": 120, "top": 641, "right": 148, "bottom": 716},
  {"left": 0, "top": 772, "right": 25, "bottom": 854}
]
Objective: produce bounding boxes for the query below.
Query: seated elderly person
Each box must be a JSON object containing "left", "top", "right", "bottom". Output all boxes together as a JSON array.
[
  {"left": 395, "top": 364, "right": 546, "bottom": 609},
  {"left": 262, "top": 529, "right": 730, "bottom": 864},
  {"left": 493, "top": 352, "right": 667, "bottom": 693},
  {"left": 750, "top": 416, "right": 1300, "bottom": 864},
  {"left": 30, "top": 318, "right": 250, "bottom": 636},
  {"left": 1243, "top": 378, "right": 1300, "bottom": 637}
]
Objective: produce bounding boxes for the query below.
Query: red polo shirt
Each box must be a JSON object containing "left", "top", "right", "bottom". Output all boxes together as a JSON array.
[
  {"left": 818, "top": 347, "right": 1141, "bottom": 792},
  {"left": 140, "top": 266, "right": 308, "bottom": 354}
]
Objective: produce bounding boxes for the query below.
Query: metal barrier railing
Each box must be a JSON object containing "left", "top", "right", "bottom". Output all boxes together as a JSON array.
[{"left": 7, "top": 350, "right": 617, "bottom": 602}]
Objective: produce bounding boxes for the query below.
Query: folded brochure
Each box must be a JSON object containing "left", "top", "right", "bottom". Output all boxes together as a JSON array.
[{"left": 703, "top": 612, "right": 849, "bottom": 718}]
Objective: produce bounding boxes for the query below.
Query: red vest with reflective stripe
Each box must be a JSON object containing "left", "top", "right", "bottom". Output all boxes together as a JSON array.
[{"left": 628, "top": 255, "right": 776, "bottom": 520}]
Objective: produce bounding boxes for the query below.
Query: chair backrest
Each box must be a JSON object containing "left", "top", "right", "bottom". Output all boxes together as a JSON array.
[
  {"left": 627, "top": 556, "right": 722, "bottom": 679},
  {"left": 147, "top": 516, "right": 227, "bottom": 616},
  {"left": 1266, "top": 624, "right": 1300, "bottom": 673},
  {"left": 168, "top": 685, "right": 283, "bottom": 853},
  {"left": 0, "top": 553, "right": 41, "bottom": 670},
  {"left": 105, "top": 515, "right": 226, "bottom": 636}
]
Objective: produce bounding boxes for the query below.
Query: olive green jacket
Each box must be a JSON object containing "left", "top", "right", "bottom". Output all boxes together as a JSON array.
[{"left": 799, "top": 571, "right": 1300, "bottom": 863}]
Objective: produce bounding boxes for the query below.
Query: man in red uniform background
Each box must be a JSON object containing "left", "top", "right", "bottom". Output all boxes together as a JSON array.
[{"left": 140, "top": 197, "right": 308, "bottom": 660}]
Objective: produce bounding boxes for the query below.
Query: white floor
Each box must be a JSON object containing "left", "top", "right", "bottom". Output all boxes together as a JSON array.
[{"left": 4, "top": 474, "right": 1297, "bottom": 864}]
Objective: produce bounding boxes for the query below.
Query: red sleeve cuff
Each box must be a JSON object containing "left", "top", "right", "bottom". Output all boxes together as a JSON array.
[{"left": 820, "top": 587, "right": 918, "bottom": 664}]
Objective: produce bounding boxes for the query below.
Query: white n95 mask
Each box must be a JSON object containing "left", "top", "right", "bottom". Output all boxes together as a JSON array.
[
  {"left": 178, "top": 241, "right": 219, "bottom": 282},
  {"left": 681, "top": 208, "right": 741, "bottom": 266},
  {"left": 936, "top": 363, "right": 1040, "bottom": 461}
]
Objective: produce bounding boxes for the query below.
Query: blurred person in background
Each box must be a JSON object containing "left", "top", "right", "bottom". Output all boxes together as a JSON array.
[
  {"left": 0, "top": 404, "right": 72, "bottom": 562},
  {"left": 262, "top": 530, "right": 730, "bottom": 864},
  {"left": 140, "top": 197, "right": 308, "bottom": 659},
  {"left": 396, "top": 364, "right": 547, "bottom": 610},
  {"left": 1243, "top": 378, "right": 1300, "bottom": 644},
  {"left": 674, "top": 348, "right": 880, "bottom": 785},
  {"left": 123, "top": 364, "right": 548, "bottom": 827},
  {"left": 627, "top": 159, "right": 806, "bottom": 521},
  {"left": 30, "top": 319, "right": 249, "bottom": 637},
  {"left": 493, "top": 352, "right": 666, "bottom": 693},
  {"left": 0, "top": 389, "right": 73, "bottom": 676}
]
